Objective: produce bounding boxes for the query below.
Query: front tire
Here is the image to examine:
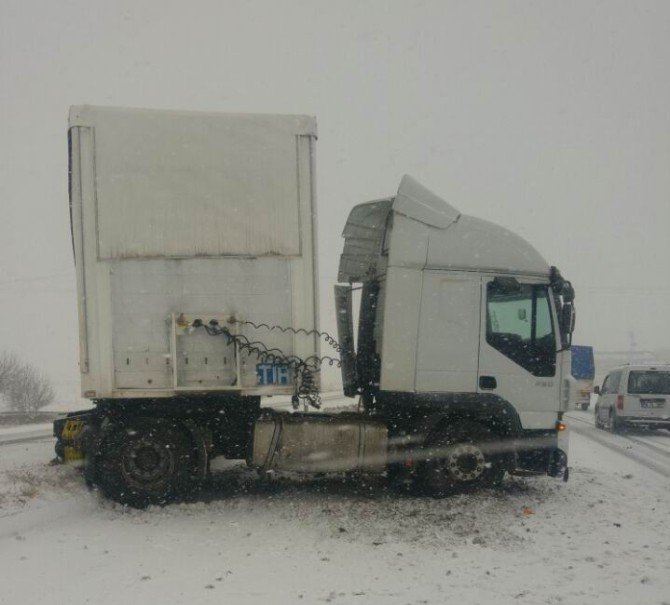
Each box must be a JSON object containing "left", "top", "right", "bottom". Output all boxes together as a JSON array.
[
  {"left": 421, "top": 421, "right": 505, "bottom": 496},
  {"left": 96, "top": 420, "right": 194, "bottom": 507}
]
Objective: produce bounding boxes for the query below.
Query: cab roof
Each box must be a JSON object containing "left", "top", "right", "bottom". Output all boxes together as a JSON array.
[{"left": 339, "top": 175, "right": 551, "bottom": 282}]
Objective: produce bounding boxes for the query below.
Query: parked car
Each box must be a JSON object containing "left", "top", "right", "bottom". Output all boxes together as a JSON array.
[{"left": 594, "top": 364, "right": 670, "bottom": 431}]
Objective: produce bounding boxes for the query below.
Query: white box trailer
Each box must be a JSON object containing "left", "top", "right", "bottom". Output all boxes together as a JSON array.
[{"left": 68, "top": 106, "right": 319, "bottom": 400}]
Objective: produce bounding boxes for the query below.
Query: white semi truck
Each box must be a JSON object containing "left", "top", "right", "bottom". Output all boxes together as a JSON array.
[{"left": 56, "top": 106, "right": 574, "bottom": 506}]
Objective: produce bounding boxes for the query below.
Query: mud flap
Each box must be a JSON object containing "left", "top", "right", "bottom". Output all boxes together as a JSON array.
[
  {"left": 53, "top": 413, "right": 98, "bottom": 486},
  {"left": 548, "top": 448, "right": 569, "bottom": 481},
  {"left": 61, "top": 419, "right": 86, "bottom": 463}
]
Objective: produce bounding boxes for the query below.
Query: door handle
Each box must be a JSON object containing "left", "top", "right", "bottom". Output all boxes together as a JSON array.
[{"left": 479, "top": 376, "right": 497, "bottom": 390}]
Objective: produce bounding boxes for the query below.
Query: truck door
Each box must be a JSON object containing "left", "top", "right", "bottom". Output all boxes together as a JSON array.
[
  {"left": 415, "top": 272, "right": 481, "bottom": 393},
  {"left": 477, "top": 278, "right": 560, "bottom": 430}
]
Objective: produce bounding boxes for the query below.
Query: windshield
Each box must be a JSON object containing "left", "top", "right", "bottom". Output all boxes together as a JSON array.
[
  {"left": 627, "top": 370, "right": 670, "bottom": 395},
  {"left": 486, "top": 283, "right": 556, "bottom": 376}
]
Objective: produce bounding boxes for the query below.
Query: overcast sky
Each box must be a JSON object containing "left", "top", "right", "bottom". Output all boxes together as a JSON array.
[{"left": 1, "top": 0, "right": 669, "bottom": 400}]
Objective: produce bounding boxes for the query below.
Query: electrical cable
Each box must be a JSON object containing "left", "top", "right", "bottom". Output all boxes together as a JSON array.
[
  {"left": 228, "top": 319, "right": 343, "bottom": 354},
  {"left": 191, "top": 319, "right": 341, "bottom": 410}
]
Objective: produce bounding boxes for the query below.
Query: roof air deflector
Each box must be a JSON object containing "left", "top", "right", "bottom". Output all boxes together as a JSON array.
[{"left": 392, "top": 175, "right": 461, "bottom": 229}]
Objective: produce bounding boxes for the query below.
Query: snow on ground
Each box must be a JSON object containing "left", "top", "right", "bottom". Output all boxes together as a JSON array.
[
  {"left": 0, "top": 423, "right": 52, "bottom": 438},
  {"left": 0, "top": 419, "right": 669, "bottom": 604}
]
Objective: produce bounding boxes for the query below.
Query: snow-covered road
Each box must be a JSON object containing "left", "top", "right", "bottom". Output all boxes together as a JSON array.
[
  {"left": 0, "top": 423, "right": 53, "bottom": 447},
  {"left": 0, "top": 410, "right": 669, "bottom": 605},
  {"left": 566, "top": 409, "right": 670, "bottom": 479}
]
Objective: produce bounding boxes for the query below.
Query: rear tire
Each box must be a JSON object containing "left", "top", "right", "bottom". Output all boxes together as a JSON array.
[
  {"left": 581, "top": 403, "right": 589, "bottom": 411},
  {"left": 594, "top": 407, "right": 604, "bottom": 429},
  {"left": 421, "top": 421, "right": 505, "bottom": 496},
  {"left": 96, "top": 420, "right": 194, "bottom": 508},
  {"left": 608, "top": 410, "right": 624, "bottom": 434}
]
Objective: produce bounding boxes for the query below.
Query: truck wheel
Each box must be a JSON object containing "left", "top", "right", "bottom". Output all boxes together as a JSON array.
[
  {"left": 581, "top": 403, "right": 589, "bottom": 411},
  {"left": 97, "top": 421, "right": 194, "bottom": 507},
  {"left": 421, "top": 421, "right": 504, "bottom": 496}
]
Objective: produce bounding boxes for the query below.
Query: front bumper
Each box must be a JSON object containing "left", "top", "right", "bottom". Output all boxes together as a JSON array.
[
  {"left": 511, "top": 428, "right": 569, "bottom": 480},
  {"left": 619, "top": 416, "right": 670, "bottom": 427}
]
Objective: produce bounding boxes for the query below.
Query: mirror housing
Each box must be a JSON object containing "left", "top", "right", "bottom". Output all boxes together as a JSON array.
[
  {"left": 560, "top": 303, "right": 575, "bottom": 337},
  {"left": 593, "top": 385, "right": 600, "bottom": 396}
]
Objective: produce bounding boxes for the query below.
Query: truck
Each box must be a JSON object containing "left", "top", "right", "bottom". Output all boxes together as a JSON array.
[
  {"left": 55, "top": 106, "right": 575, "bottom": 507},
  {"left": 570, "top": 345, "right": 595, "bottom": 411}
]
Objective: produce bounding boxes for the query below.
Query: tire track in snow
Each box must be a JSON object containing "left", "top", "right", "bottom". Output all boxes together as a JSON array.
[
  {"left": 623, "top": 434, "right": 670, "bottom": 459},
  {"left": 568, "top": 413, "right": 670, "bottom": 460},
  {"left": 567, "top": 415, "right": 670, "bottom": 479},
  {"left": 0, "top": 434, "right": 53, "bottom": 448},
  {"left": 631, "top": 432, "right": 670, "bottom": 455}
]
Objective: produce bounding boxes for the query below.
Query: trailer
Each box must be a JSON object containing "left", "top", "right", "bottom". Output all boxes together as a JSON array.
[
  {"left": 56, "top": 106, "right": 574, "bottom": 506},
  {"left": 570, "top": 345, "right": 595, "bottom": 410}
]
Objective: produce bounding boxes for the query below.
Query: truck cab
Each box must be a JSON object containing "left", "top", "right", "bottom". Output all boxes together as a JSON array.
[{"left": 337, "top": 176, "right": 574, "bottom": 483}]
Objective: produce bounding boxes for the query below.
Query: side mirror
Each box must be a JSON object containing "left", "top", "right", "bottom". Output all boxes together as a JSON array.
[
  {"left": 593, "top": 386, "right": 600, "bottom": 395},
  {"left": 560, "top": 304, "right": 575, "bottom": 336}
]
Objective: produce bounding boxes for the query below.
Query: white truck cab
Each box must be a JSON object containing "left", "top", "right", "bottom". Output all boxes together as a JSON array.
[
  {"left": 338, "top": 176, "right": 575, "bottom": 432},
  {"left": 336, "top": 176, "right": 575, "bottom": 487}
]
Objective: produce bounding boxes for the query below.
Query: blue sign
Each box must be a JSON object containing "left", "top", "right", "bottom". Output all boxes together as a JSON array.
[{"left": 256, "top": 363, "right": 291, "bottom": 385}]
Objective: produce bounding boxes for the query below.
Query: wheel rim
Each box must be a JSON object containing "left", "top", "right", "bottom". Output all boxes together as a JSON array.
[
  {"left": 445, "top": 443, "right": 486, "bottom": 482},
  {"left": 121, "top": 436, "right": 175, "bottom": 488}
]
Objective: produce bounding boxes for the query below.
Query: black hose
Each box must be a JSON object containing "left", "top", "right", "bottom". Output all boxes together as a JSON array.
[{"left": 193, "top": 321, "right": 342, "bottom": 410}]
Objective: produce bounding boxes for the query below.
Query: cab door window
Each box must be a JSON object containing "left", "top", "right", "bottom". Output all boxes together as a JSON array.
[
  {"left": 486, "top": 282, "right": 556, "bottom": 377},
  {"left": 600, "top": 375, "right": 611, "bottom": 394},
  {"left": 602, "top": 371, "right": 621, "bottom": 394},
  {"left": 608, "top": 371, "right": 622, "bottom": 394}
]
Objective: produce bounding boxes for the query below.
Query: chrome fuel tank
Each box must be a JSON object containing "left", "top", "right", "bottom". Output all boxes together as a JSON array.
[{"left": 251, "top": 412, "right": 388, "bottom": 473}]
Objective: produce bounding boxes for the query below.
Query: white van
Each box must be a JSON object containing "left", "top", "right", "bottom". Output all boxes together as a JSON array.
[{"left": 594, "top": 364, "right": 670, "bottom": 431}]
